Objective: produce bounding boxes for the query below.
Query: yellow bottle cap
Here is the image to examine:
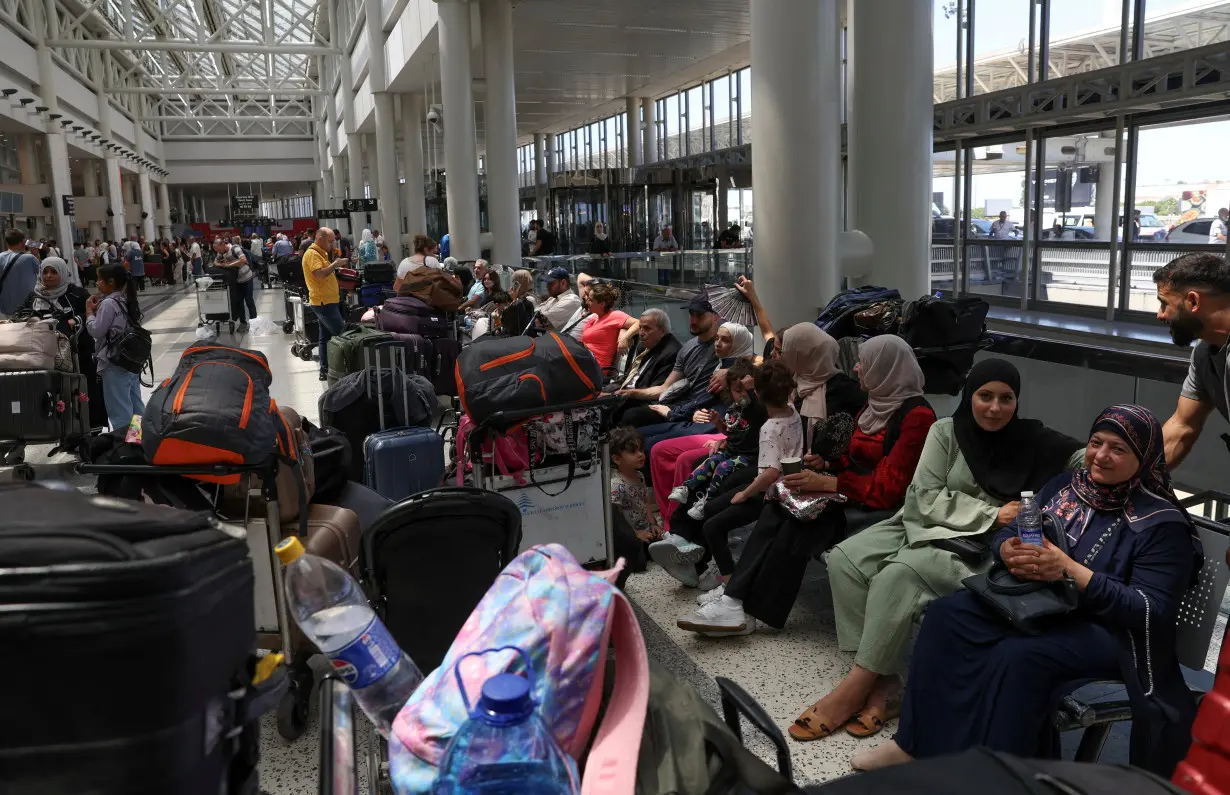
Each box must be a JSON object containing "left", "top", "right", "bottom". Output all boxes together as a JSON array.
[{"left": 275, "top": 536, "right": 305, "bottom": 565}]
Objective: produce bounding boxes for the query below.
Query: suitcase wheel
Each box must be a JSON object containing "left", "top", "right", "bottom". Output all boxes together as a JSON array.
[
  {"left": 283, "top": 320, "right": 294, "bottom": 334},
  {"left": 10, "top": 463, "right": 34, "bottom": 481},
  {"left": 276, "top": 661, "right": 315, "bottom": 741}
]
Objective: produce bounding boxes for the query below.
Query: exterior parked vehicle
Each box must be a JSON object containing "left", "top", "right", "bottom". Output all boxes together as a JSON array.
[{"left": 1165, "top": 218, "right": 1217, "bottom": 244}]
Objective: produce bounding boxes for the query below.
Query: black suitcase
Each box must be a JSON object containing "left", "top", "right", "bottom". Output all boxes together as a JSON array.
[
  {"left": 0, "top": 370, "right": 88, "bottom": 444},
  {"left": 899, "top": 295, "right": 989, "bottom": 349},
  {"left": 431, "top": 337, "right": 462, "bottom": 397},
  {"left": 0, "top": 483, "right": 277, "bottom": 795}
]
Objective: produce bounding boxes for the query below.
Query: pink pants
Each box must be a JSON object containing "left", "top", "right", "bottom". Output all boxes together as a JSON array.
[{"left": 650, "top": 433, "right": 725, "bottom": 532}]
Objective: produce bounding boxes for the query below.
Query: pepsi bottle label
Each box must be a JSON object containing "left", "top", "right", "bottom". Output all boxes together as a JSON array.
[{"left": 328, "top": 617, "right": 399, "bottom": 689}]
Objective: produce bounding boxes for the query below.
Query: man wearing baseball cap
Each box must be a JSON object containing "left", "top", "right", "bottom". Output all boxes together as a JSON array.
[
  {"left": 537, "top": 266, "right": 582, "bottom": 331},
  {"left": 617, "top": 295, "right": 721, "bottom": 437}
]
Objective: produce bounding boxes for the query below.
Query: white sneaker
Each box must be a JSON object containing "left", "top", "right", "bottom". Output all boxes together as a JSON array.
[
  {"left": 668, "top": 485, "right": 690, "bottom": 504},
  {"left": 696, "top": 583, "right": 725, "bottom": 605},
  {"left": 677, "top": 596, "right": 751, "bottom": 634},
  {"left": 686, "top": 494, "right": 709, "bottom": 521},
  {"left": 648, "top": 535, "right": 706, "bottom": 587},
  {"left": 696, "top": 561, "right": 722, "bottom": 592}
]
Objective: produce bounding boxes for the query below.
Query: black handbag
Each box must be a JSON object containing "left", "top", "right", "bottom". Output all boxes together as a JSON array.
[
  {"left": 106, "top": 301, "right": 153, "bottom": 385},
  {"left": 962, "top": 514, "right": 1116, "bottom": 635}
]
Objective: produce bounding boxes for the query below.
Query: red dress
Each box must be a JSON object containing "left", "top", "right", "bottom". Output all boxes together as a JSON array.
[{"left": 835, "top": 405, "right": 936, "bottom": 510}]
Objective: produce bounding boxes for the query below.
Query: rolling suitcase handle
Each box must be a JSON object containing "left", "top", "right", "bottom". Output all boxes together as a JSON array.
[
  {"left": 363, "top": 338, "right": 410, "bottom": 433},
  {"left": 715, "top": 676, "right": 794, "bottom": 783}
]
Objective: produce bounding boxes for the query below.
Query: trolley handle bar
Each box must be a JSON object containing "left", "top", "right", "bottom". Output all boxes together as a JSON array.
[
  {"left": 473, "top": 395, "right": 624, "bottom": 434},
  {"left": 76, "top": 461, "right": 273, "bottom": 477}
]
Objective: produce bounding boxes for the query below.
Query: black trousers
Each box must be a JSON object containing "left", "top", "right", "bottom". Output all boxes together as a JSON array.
[
  {"left": 619, "top": 403, "right": 667, "bottom": 429},
  {"left": 669, "top": 465, "right": 761, "bottom": 575}
]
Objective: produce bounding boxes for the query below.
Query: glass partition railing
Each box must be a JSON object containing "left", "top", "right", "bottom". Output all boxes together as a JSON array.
[{"left": 521, "top": 249, "right": 753, "bottom": 290}]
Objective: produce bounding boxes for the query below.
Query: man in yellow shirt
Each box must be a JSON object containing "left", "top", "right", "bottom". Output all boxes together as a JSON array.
[{"left": 302, "top": 227, "right": 349, "bottom": 381}]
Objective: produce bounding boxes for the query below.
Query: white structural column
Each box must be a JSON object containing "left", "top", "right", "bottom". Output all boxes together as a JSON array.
[
  {"left": 365, "top": 0, "right": 401, "bottom": 245},
  {"left": 35, "top": 0, "right": 76, "bottom": 263},
  {"left": 749, "top": 0, "right": 841, "bottom": 325},
  {"left": 332, "top": 0, "right": 364, "bottom": 235},
  {"left": 545, "top": 133, "right": 556, "bottom": 176},
  {"left": 156, "top": 181, "right": 172, "bottom": 239},
  {"left": 177, "top": 189, "right": 186, "bottom": 224},
  {"left": 625, "top": 97, "right": 642, "bottom": 168},
  {"left": 82, "top": 162, "right": 104, "bottom": 241},
  {"left": 401, "top": 93, "right": 427, "bottom": 237},
  {"left": 326, "top": 94, "right": 345, "bottom": 210},
  {"left": 1094, "top": 133, "right": 1117, "bottom": 241},
  {"left": 480, "top": 0, "right": 520, "bottom": 268},
  {"left": 437, "top": 0, "right": 481, "bottom": 260},
  {"left": 534, "top": 132, "right": 547, "bottom": 223},
  {"left": 133, "top": 99, "right": 156, "bottom": 241},
  {"left": 848, "top": 0, "right": 933, "bottom": 299},
  {"left": 642, "top": 98, "right": 657, "bottom": 165}
]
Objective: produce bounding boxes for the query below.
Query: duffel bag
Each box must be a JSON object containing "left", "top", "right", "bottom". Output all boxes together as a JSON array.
[
  {"left": 358, "top": 282, "right": 392, "bottom": 307},
  {"left": 377, "top": 295, "right": 450, "bottom": 338},
  {"left": 0, "top": 482, "right": 276, "bottom": 795},
  {"left": 326, "top": 325, "right": 392, "bottom": 384},
  {"left": 217, "top": 404, "right": 315, "bottom": 523},
  {"left": 398, "top": 266, "right": 465, "bottom": 311},
  {"left": 899, "top": 294, "right": 989, "bottom": 349},
  {"left": 362, "top": 262, "right": 396, "bottom": 284},
  {"left": 142, "top": 345, "right": 296, "bottom": 484},
  {"left": 456, "top": 332, "right": 602, "bottom": 427},
  {"left": 335, "top": 266, "right": 360, "bottom": 291},
  {"left": 0, "top": 317, "right": 58, "bottom": 371}
]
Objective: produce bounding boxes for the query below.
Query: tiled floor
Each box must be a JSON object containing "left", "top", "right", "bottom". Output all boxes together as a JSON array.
[{"left": 4, "top": 286, "right": 1191, "bottom": 793}]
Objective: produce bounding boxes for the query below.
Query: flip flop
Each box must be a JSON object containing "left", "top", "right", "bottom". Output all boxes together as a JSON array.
[
  {"left": 844, "top": 701, "right": 901, "bottom": 738},
  {"left": 789, "top": 704, "right": 850, "bottom": 742}
]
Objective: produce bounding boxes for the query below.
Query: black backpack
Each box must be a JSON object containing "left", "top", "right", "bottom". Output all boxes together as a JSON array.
[
  {"left": 456, "top": 332, "right": 602, "bottom": 427},
  {"left": 106, "top": 299, "right": 154, "bottom": 384}
]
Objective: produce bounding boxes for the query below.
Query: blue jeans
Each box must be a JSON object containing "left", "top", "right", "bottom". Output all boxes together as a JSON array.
[
  {"left": 312, "top": 302, "right": 345, "bottom": 375},
  {"left": 101, "top": 367, "right": 146, "bottom": 432}
]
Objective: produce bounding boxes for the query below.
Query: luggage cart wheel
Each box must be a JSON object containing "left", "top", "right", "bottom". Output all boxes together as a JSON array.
[
  {"left": 228, "top": 322, "right": 235, "bottom": 334},
  {"left": 282, "top": 320, "right": 294, "bottom": 334},
  {"left": 11, "top": 463, "right": 34, "bottom": 481},
  {"left": 276, "top": 678, "right": 312, "bottom": 740}
]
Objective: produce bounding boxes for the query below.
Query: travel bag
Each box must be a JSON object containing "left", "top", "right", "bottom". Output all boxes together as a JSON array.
[
  {"left": 0, "top": 370, "right": 89, "bottom": 444},
  {"left": 362, "top": 342, "right": 445, "bottom": 501},
  {"left": 384, "top": 331, "right": 435, "bottom": 377},
  {"left": 325, "top": 325, "right": 392, "bottom": 384},
  {"left": 358, "top": 283, "right": 392, "bottom": 308},
  {"left": 334, "top": 266, "right": 360, "bottom": 291},
  {"left": 814, "top": 286, "right": 903, "bottom": 340},
  {"left": 360, "top": 262, "right": 396, "bottom": 285},
  {"left": 377, "top": 295, "right": 450, "bottom": 338},
  {"left": 218, "top": 405, "right": 315, "bottom": 523},
  {"left": 142, "top": 345, "right": 296, "bottom": 484},
  {"left": 307, "top": 422, "right": 353, "bottom": 502},
  {"left": 398, "top": 266, "right": 465, "bottom": 311},
  {"left": 0, "top": 317, "right": 58, "bottom": 371},
  {"left": 0, "top": 482, "right": 277, "bottom": 795},
  {"left": 456, "top": 332, "right": 602, "bottom": 428},
  {"left": 430, "top": 337, "right": 462, "bottom": 398},
  {"left": 899, "top": 294, "right": 989, "bottom": 349},
  {"left": 282, "top": 503, "right": 362, "bottom": 578}
]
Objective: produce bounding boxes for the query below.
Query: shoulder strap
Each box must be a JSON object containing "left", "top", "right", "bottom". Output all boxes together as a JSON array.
[
  {"left": 881, "top": 396, "right": 932, "bottom": 459},
  {"left": 0, "top": 251, "right": 16, "bottom": 297}
]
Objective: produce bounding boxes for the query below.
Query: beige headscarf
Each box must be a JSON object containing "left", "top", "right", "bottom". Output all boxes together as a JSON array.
[
  {"left": 780, "top": 324, "right": 840, "bottom": 419},
  {"left": 856, "top": 335, "right": 926, "bottom": 434}
]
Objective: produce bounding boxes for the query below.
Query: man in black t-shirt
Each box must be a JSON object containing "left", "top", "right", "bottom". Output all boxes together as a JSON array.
[{"left": 529, "top": 219, "right": 557, "bottom": 256}]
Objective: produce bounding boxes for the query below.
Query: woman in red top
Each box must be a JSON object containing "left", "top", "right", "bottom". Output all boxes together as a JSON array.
[
  {"left": 580, "top": 282, "right": 639, "bottom": 374},
  {"left": 682, "top": 334, "right": 937, "bottom": 635}
]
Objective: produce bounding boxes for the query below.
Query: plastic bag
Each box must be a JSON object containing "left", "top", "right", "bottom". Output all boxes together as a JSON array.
[
  {"left": 247, "top": 315, "right": 279, "bottom": 337},
  {"left": 194, "top": 276, "right": 215, "bottom": 290},
  {"left": 195, "top": 325, "right": 217, "bottom": 343}
]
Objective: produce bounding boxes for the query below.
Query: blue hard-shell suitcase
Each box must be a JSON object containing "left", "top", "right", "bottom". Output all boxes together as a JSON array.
[{"left": 360, "top": 340, "right": 445, "bottom": 501}]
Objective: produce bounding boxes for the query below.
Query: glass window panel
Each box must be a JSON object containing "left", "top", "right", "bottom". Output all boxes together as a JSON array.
[
  {"left": 687, "top": 84, "right": 704, "bottom": 137},
  {"left": 1141, "top": 0, "right": 1226, "bottom": 56},
  {"left": 738, "top": 68, "right": 752, "bottom": 144},
  {"left": 712, "top": 74, "right": 732, "bottom": 150},
  {"left": 934, "top": 1, "right": 962, "bottom": 102},
  {"left": 970, "top": 0, "right": 1033, "bottom": 96},
  {"left": 932, "top": 150, "right": 959, "bottom": 293},
  {"left": 1049, "top": 1, "right": 1129, "bottom": 73},
  {"left": 1031, "top": 130, "right": 1125, "bottom": 309},
  {"left": 965, "top": 139, "right": 1029, "bottom": 299},
  {"left": 664, "top": 93, "right": 680, "bottom": 159}
]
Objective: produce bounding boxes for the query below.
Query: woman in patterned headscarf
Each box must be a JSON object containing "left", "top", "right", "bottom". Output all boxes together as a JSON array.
[{"left": 853, "top": 404, "right": 1202, "bottom": 778}]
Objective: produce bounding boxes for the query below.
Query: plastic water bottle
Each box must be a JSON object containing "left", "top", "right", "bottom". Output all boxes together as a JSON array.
[
  {"left": 1017, "top": 490, "right": 1045, "bottom": 547},
  {"left": 275, "top": 537, "right": 422, "bottom": 735},
  {"left": 434, "top": 647, "right": 578, "bottom": 795}
]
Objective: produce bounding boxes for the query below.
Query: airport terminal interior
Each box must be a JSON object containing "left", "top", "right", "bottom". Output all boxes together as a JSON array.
[{"left": 5, "top": 0, "right": 1230, "bottom": 792}]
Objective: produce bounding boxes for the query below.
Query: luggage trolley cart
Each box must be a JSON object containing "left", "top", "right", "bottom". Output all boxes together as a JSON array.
[
  {"left": 75, "top": 458, "right": 314, "bottom": 741},
  {"left": 465, "top": 396, "right": 622, "bottom": 567},
  {"left": 197, "top": 277, "right": 235, "bottom": 336},
  {"left": 287, "top": 290, "right": 319, "bottom": 362}
]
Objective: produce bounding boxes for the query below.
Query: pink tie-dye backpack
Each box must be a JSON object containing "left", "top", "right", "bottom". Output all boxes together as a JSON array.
[{"left": 388, "top": 543, "right": 649, "bottom": 795}]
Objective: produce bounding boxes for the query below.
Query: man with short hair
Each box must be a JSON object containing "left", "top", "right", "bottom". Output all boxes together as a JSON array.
[
  {"left": 990, "top": 210, "right": 1015, "bottom": 239},
  {"left": 189, "top": 238, "right": 203, "bottom": 278},
  {"left": 608, "top": 308, "right": 683, "bottom": 419},
  {"left": 272, "top": 233, "right": 293, "bottom": 258},
  {"left": 618, "top": 296, "right": 721, "bottom": 440},
  {"left": 537, "top": 266, "right": 582, "bottom": 330},
  {"left": 1155, "top": 253, "right": 1230, "bottom": 466},
  {"left": 460, "top": 260, "right": 489, "bottom": 311},
  {"left": 1210, "top": 208, "right": 1228, "bottom": 246},
  {"left": 72, "top": 241, "right": 89, "bottom": 281},
  {"left": 302, "top": 227, "right": 349, "bottom": 381},
  {"left": 528, "top": 220, "right": 556, "bottom": 257},
  {"left": 0, "top": 229, "right": 41, "bottom": 317},
  {"left": 653, "top": 225, "right": 680, "bottom": 252},
  {"left": 561, "top": 272, "right": 596, "bottom": 340}
]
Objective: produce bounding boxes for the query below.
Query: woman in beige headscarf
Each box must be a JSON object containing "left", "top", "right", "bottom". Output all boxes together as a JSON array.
[{"left": 780, "top": 323, "right": 846, "bottom": 425}]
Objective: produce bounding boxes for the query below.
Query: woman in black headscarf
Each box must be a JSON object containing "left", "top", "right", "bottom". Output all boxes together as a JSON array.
[
  {"left": 788, "top": 358, "right": 1085, "bottom": 743},
  {"left": 852, "top": 404, "right": 1201, "bottom": 777}
]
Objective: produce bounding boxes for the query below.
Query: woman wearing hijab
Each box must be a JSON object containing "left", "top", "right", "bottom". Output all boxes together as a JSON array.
[
  {"left": 788, "top": 358, "right": 1085, "bottom": 742},
  {"left": 853, "top": 404, "right": 1201, "bottom": 776},
  {"left": 678, "top": 335, "right": 937, "bottom": 636},
  {"left": 358, "top": 229, "right": 378, "bottom": 265},
  {"left": 589, "top": 221, "right": 612, "bottom": 256},
  {"left": 715, "top": 321, "right": 755, "bottom": 366},
  {"left": 651, "top": 324, "right": 865, "bottom": 589},
  {"left": 15, "top": 257, "right": 107, "bottom": 429}
]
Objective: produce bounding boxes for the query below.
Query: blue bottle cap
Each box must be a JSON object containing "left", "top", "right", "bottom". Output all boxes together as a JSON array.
[{"left": 474, "top": 673, "right": 534, "bottom": 726}]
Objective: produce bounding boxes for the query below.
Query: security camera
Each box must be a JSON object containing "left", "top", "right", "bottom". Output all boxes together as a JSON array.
[{"left": 426, "top": 105, "right": 443, "bottom": 132}]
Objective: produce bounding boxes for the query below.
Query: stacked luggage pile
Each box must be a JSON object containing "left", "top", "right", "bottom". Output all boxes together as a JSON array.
[{"left": 0, "top": 314, "right": 90, "bottom": 475}]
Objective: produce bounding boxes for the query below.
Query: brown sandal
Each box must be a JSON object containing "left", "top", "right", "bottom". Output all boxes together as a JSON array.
[
  {"left": 844, "top": 701, "right": 901, "bottom": 738},
  {"left": 789, "top": 704, "right": 851, "bottom": 742}
]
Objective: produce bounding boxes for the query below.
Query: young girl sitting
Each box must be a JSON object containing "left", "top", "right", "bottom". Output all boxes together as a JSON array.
[
  {"left": 667, "top": 360, "right": 766, "bottom": 520},
  {"left": 609, "top": 426, "right": 663, "bottom": 543}
]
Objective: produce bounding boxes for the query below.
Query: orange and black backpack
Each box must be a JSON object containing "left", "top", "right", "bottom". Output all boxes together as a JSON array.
[{"left": 142, "top": 345, "right": 297, "bottom": 484}]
